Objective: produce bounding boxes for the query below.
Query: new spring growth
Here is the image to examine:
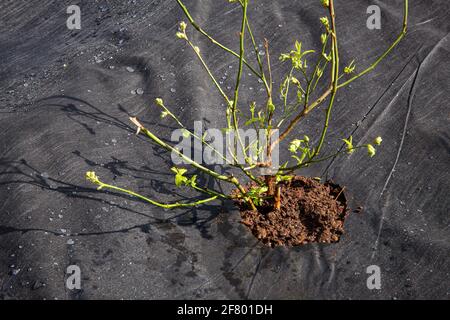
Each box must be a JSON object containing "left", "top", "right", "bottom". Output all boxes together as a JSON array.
[
  {"left": 291, "top": 77, "right": 301, "bottom": 86},
  {"left": 367, "top": 136, "right": 382, "bottom": 157},
  {"left": 322, "top": 53, "right": 332, "bottom": 62},
  {"left": 176, "top": 21, "right": 188, "bottom": 40},
  {"left": 83, "top": 0, "right": 408, "bottom": 213},
  {"left": 86, "top": 171, "right": 104, "bottom": 190},
  {"left": 316, "top": 68, "right": 324, "bottom": 78},
  {"left": 289, "top": 136, "right": 310, "bottom": 153},
  {"left": 321, "top": 0, "right": 330, "bottom": 8},
  {"left": 279, "top": 41, "right": 315, "bottom": 70},
  {"left": 155, "top": 98, "right": 176, "bottom": 121},
  {"left": 367, "top": 144, "right": 376, "bottom": 157},
  {"left": 171, "top": 167, "right": 197, "bottom": 187},
  {"left": 289, "top": 136, "right": 311, "bottom": 165},
  {"left": 374, "top": 136, "right": 382, "bottom": 145},
  {"left": 344, "top": 60, "right": 356, "bottom": 74},
  {"left": 342, "top": 136, "right": 355, "bottom": 154},
  {"left": 320, "top": 17, "right": 330, "bottom": 30}
]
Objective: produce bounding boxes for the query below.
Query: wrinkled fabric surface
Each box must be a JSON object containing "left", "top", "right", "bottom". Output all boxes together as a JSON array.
[{"left": 0, "top": 0, "right": 449, "bottom": 299}]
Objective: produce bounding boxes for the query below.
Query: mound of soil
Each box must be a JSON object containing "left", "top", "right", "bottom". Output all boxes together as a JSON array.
[{"left": 238, "top": 176, "right": 349, "bottom": 247}]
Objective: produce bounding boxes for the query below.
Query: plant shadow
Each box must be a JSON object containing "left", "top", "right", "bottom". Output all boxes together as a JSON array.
[{"left": 1, "top": 95, "right": 239, "bottom": 240}]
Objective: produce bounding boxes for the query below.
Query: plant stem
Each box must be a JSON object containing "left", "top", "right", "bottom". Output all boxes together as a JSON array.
[
  {"left": 274, "top": 185, "right": 281, "bottom": 210},
  {"left": 338, "top": 0, "right": 408, "bottom": 88},
  {"left": 158, "top": 100, "right": 231, "bottom": 165},
  {"left": 130, "top": 117, "right": 228, "bottom": 182},
  {"left": 270, "top": 85, "right": 333, "bottom": 151},
  {"left": 283, "top": 67, "right": 295, "bottom": 112},
  {"left": 176, "top": 0, "right": 263, "bottom": 79},
  {"left": 96, "top": 181, "right": 219, "bottom": 209},
  {"left": 313, "top": 0, "right": 340, "bottom": 158},
  {"left": 231, "top": 1, "right": 251, "bottom": 166},
  {"left": 186, "top": 40, "right": 230, "bottom": 105},
  {"left": 130, "top": 117, "right": 257, "bottom": 211},
  {"left": 278, "top": 145, "right": 368, "bottom": 173},
  {"left": 246, "top": 19, "right": 271, "bottom": 95}
]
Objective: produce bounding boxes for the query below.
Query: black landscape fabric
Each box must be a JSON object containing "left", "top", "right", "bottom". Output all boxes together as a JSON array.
[{"left": 0, "top": 0, "right": 449, "bottom": 299}]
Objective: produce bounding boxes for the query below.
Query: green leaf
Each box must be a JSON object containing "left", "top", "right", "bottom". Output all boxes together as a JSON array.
[
  {"left": 374, "top": 136, "right": 382, "bottom": 145},
  {"left": 289, "top": 139, "right": 302, "bottom": 153},
  {"left": 171, "top": 167, "right": 187, "bottom": 175},
  {"left": 187, "top": 175, "right": 197, "bottom": 187},
  {"left": 344, "top": 60, "right": 356, "bottom": 74},
  {"left": 171, "top": 167, "right": 188, "bottom": 187},
  {"left": 295, "top": 40, "right": 302, "bottom": 53},
  {"left": 342, "top": 136, "right": 354, "bottom": 154},
  {"left": 292, "top": 152, "right": 307, "bottom": 164},
  {"left": 244, "top": 118, "right": 258, "bottom": 126},
  {"left": 175, "top": 175, "right": 186, "bottom": 187},
  {"left": 367, "top": 144, "right": 376, "bottom": 157},
  {"left": 267, "top": 100, "right": 275, "bottom": 114},
  {"left": 276, "top": 175, "right": 293, "bottom": 183}
]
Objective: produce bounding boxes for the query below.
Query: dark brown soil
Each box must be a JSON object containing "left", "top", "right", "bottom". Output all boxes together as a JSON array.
[{"left": 236, "top": 176, "right": 349, "bottom": 247}]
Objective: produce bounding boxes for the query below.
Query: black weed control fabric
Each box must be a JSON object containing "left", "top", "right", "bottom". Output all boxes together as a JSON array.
[{"left": 0, "top": 0, "right": 449, "bottom": 299}]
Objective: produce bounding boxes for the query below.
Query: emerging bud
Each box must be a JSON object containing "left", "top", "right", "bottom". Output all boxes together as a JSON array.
[
  {"left": 176, "top": 32, "right": 187, "bottom": 40},
  {"left": 321, "top": 0, "right": 330, "bottom": 8},
  {"left": 289, "top": 139, "right": 302, "bottom": 153},
  {"left": 160, "top": 111, "right": 169, "bottom": 118},
  {"left": 322, "top": 52, "right": 332, "bottom": 62},
  {"left": 344, "top": 60, "right": 356, "bottom": 74},
  {"left": 86, "top": 171, "right": 100, "bottom": 185},
  {"left": 342, "top": 136, "right": 354, "bottom": 154},
  {"left": 279, "top": 53, "right": 291, "bottom": 62},
  {"left": 367, "top": 144, "right": 376, "bottom": 157},
  {"left": 179, "top": 21, "right": 187, "bottom": 32},
  {"left": 320, "top": 17, "right": 329, "bottom": 29},
  {"left": 316, "top": 68, "right": 324, "bottom": 78},
  {"left": 290, "top": 77, "right": 301, "bottom": 86},
  {"left": 267, "top": 100, "right": 275, "bottom": 114},
  {"left": 155, "top": 98, "right": 164, "bottom": 107},
  {"left": 374, "top": 136, "right": 382, "bottom": 145},
  {"left": 321, "top": 33, "right": 327, "bottom": 44}
]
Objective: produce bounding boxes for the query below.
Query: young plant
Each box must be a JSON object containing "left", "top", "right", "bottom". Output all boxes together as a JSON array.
[{"left": 86, "top": 0, "right": 408, "bottom": 212}]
